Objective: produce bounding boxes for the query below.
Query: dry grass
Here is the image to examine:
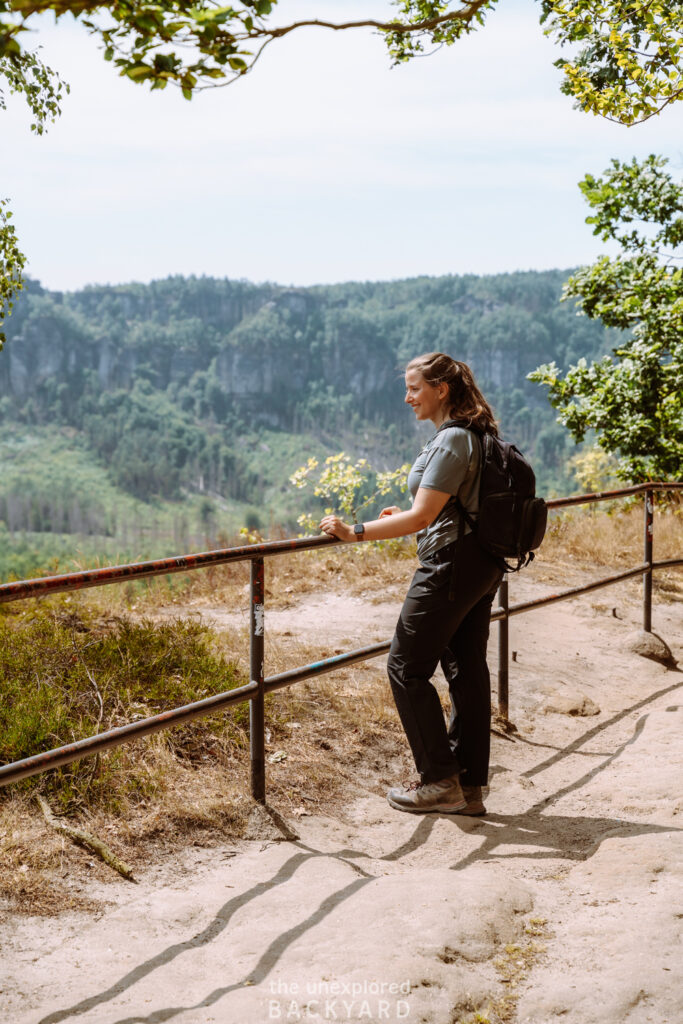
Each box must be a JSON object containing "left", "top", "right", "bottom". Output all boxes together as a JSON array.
[
  {"left": 0, "top": 759, "right": 252, "bottom": 916},
  {"left": 526, "top": 503, "right": 683, "bottom": 600},
  {"left": 451, "top": 918, "right": 552, "bottom": 1024},
  {"left": 27, "top": 520, "right": 410, "bottom": 623},
  {"left": 0, "top": 616, "right": 407, "bottom": 916},
  {"left": 114, "top": 539, "right": 417, "bottom": 616},
  {"left": 2, "top": 503, "right": 680, "bottom": 916},
  {"left": 538, "top": 502, "right": 682, "bottom": 566}
]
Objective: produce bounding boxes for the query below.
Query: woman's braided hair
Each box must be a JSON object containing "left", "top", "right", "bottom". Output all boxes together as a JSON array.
[{"left": 406, "top": 352, "right": 499, "bottom": 436}]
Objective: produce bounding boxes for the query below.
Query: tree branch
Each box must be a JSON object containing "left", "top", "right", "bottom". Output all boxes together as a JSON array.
[
  {"left": 259, "top": 3, "right": 492, "bottom": 42},
  {"left": 195, "top": 1, "right": 493, "bottom": 90},
  {"left": 36, "top": 794, "right": 137, "bottom": 882},
  {"left": 601, "top": 83, "right": 683, "bottom": 126}
]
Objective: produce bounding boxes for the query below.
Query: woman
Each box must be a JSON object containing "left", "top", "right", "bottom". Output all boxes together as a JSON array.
[{"left": 319, "top": 353, "right": 504, "bottom": 816}]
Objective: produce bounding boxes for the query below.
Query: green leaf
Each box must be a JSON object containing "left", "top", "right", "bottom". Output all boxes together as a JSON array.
[{"left": 530, "top": 155, "right": 683, "bottom": 483}]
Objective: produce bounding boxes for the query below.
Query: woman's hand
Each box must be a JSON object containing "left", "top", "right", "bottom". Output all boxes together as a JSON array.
[
  {"left": 319, "top": 514, "right": 355, "bottom": 542},
  {"left": 319, "top": 488, "right": 448, "bottom": 544}
]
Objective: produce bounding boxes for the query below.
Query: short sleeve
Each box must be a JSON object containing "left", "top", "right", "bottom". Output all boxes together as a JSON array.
[{"left": 418, "top": 438, "right": 470, "bottom": 495}]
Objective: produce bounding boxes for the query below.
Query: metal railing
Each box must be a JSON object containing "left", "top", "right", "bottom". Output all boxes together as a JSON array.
[{"left": 0, "top": 482, "right": 680, "bottom": 802}]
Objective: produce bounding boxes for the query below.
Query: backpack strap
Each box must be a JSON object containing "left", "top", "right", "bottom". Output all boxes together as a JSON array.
[
  {"left": 453, "top": 425, "right": 482, "bottom": 536},
  {"left": 447, "top": 429, "right": 482, "bottom": 601},
  {"left": 455, "top": 496, "right": 477, "bottom": 534},
  {"left": 504, "top": 551, "right": 535, "bottom": 573},
  {"left": 434, "top": 417, "right": 483, "bottom": 437}
]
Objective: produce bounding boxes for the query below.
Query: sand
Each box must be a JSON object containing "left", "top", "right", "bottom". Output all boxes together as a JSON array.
[{"left": 2, "top": 568, "right": 681, "bottom": 1024}]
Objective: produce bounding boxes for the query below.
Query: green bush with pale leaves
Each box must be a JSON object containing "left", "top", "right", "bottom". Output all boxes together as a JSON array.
[{"left": 290, "top": 453, "right": 410, "bottom": 538}]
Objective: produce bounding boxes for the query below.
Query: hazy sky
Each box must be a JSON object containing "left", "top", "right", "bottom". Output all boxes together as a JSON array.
[{"left": 3, "top": 0, "right": 682, "bottom": 291}]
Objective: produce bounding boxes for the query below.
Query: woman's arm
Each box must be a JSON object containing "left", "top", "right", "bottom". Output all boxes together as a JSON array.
[{"left": 319, "top": 487, "right": 451, "bottom": 543}]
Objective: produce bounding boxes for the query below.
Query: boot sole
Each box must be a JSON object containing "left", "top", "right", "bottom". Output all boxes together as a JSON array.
[{"left": 387, "top": 795, "right": 468, "bottom": 814}]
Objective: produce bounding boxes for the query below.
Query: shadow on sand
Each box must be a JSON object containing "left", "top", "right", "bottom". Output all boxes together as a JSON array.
[{"left": 36, "top": 677, "right": 682, "bottom": 1024}]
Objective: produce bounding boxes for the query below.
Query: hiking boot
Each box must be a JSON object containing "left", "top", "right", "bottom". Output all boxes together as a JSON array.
[
  {"left": 387, "top": 773, "right": 467, "bottom": 814},
  {"left": 455, "top": 785, "right": 487, "bottom": 816}
]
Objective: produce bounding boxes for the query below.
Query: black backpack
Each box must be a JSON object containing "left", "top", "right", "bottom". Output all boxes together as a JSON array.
[{"left": 438, "top": 420, "right": 547, "bottom": 572}]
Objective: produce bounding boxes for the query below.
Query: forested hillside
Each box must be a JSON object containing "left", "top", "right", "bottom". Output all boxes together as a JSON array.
[{"left": 0, "top": 270, "right": 619, "bottom": 575}]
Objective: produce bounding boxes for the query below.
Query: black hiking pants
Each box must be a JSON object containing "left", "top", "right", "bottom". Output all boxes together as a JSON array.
[{"left": 387, "top": 532, "right": 504, "bottom": 786}]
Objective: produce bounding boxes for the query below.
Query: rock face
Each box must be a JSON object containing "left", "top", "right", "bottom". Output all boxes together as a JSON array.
[
  {"left": 0, "top": 276, "right": 277, "bottom": 399},
  {"left": 0, "top": 271, "right": 613, "bottom": 441}
]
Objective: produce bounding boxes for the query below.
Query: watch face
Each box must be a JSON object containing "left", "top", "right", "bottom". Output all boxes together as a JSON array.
[{"left": 354, "top": 524, "right": 364, "bottom": 535}]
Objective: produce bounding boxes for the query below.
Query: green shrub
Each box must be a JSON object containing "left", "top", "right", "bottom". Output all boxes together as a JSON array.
[{"left": 0, "top": 609, "right": 246, "bottom": 811}]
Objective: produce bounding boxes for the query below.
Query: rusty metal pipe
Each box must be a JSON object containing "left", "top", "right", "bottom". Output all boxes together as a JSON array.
[
  {"left": 0, "top": 680, "right": 258, "bottom": 787},
  {"left": 644, "top": 489, "right": 654, "bottom": 632},
  {"left": 250, "top": 558, "right": 266, "bottom": 803},
  {"left": 1, "top": 483, "right": 680, "bottom": 606},
  {"left": 545, "top": 481, "right": 682, "bottom": 509},
  {"left": 502, "top": 564, "right": 649, "bottom": 616},
  {"left": 1, "top": 475, "right": 681, "bottom": 790},
  {"left": 2, "top": 557, "right": 680, "bottom": 790},
  {"left": 497, "top": 577, "right": 509, "bottom": 721},
  {"left": 489, "top": 558, "right": 681, "bottom": 621},
  {"left": 0, "top": 535, "right": 339, "bottom": 605},
  {"left": 0, "top": 642, "right": 392, "bottom": 789},
  {"left": 264, "top": 641, "right": 391, "bottom": 695}
]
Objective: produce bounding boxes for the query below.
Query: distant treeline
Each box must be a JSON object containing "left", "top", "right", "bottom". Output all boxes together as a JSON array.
[{"left": 0, "top": 271, "right": 621, "bottom": 516}]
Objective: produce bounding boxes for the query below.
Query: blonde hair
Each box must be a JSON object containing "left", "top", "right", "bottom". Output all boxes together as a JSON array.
[{"left": 406, "top": 352, "right": 499, "bottom": 436}]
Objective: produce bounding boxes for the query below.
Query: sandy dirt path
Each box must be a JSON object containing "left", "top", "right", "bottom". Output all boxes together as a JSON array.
[{"left": 2, "top": 572, "right": 682, "bottom": 1024}]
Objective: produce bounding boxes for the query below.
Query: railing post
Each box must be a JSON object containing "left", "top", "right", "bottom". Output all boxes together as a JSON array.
[
  {"left": 643, "top": 489, "right": 654, "bottom": 633},
  {"left": 497, "top": 575, "right": 509, "bottom": 722},
  {"left": 250, "top": 556, "right": 266, "bottom": 803}
]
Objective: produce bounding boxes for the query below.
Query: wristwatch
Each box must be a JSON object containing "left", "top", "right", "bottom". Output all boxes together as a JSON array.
[{"left": 353, "top": 523, "right": 365, "bottom": 541}]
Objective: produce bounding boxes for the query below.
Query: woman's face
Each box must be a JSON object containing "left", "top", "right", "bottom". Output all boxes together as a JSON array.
[{"left": 404, "top": 368, "right": 448, "bottom": 422}]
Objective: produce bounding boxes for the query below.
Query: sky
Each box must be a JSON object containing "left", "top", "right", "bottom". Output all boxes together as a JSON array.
[{"left": 2, "top": 0, "right": 683, "bottom": 292}]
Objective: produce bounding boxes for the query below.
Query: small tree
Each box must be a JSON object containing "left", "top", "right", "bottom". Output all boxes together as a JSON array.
[
  {"left": 290, "top": 453, "right": 410, "bottom": 536},
  {"left": 567, "top": 445, "right": 620, "bottom": 494},
  {"left": 529, "top": 155, "right": 683, "bottom": 484}
]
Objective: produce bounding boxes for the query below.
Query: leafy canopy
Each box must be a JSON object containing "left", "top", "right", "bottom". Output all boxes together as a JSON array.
[
  {"left": 529, "top": 154, "right": 683, "bottom": 484},
  {"left": 1, "top": 2, "right": 681, "bottom": 116},
  {"left": 0, "top": 39, "right": 69, "bottom": 346},
  {"left": 0, "top": 198, "right": 26, "bottom": 348},
  {"left": 539, "top": 1, "right": 683, "bottom": 126}
]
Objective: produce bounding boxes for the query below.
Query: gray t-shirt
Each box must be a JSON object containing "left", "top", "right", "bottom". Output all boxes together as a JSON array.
[{"left": 407, "top": 425, "right": 481, "bottom": 562}]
